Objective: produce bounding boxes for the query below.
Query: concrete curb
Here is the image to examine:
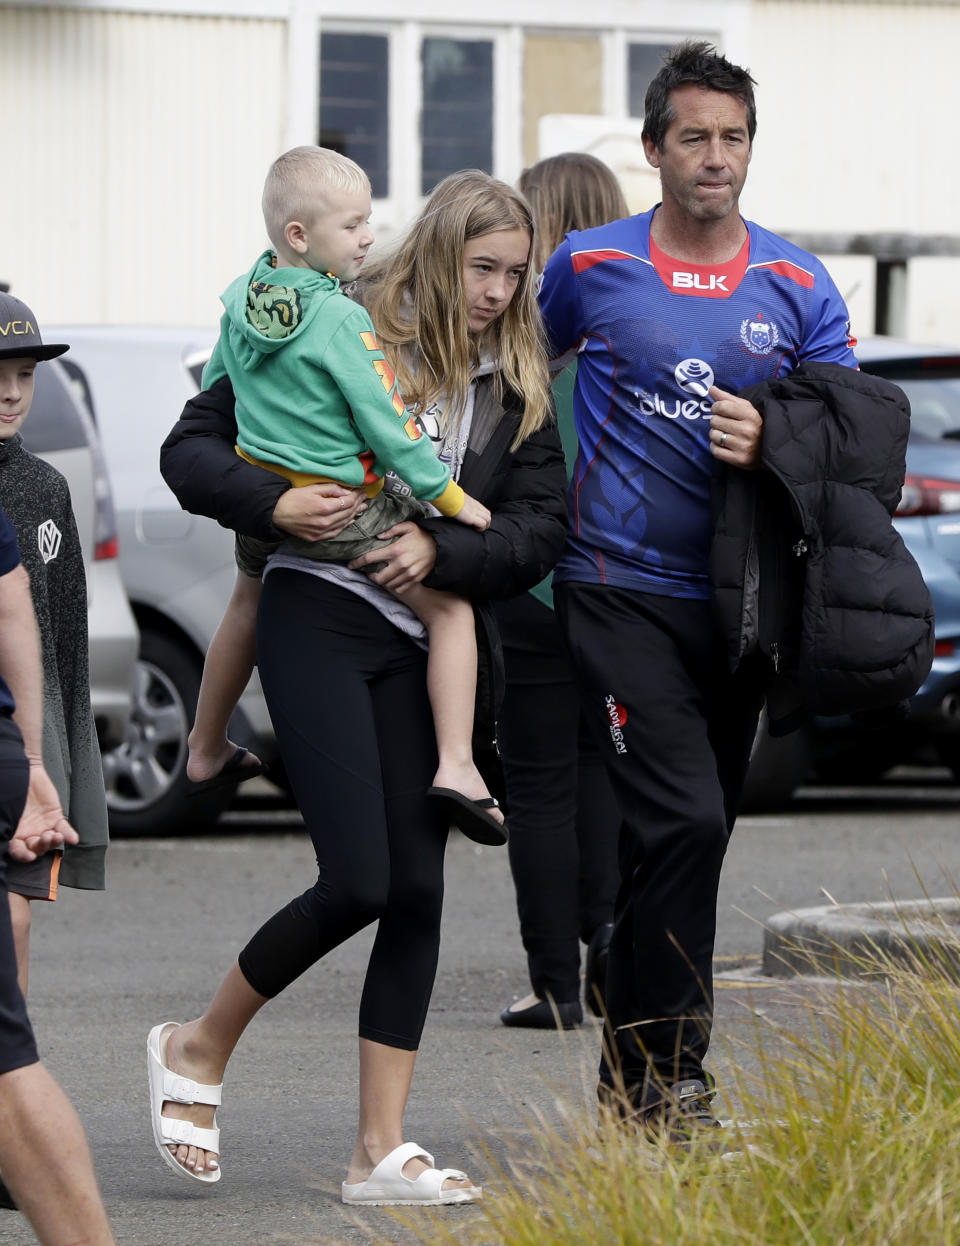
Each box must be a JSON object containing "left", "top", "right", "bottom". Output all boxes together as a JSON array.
[{"left": 763, "top": 897, "right": 960, "bottom": 979}]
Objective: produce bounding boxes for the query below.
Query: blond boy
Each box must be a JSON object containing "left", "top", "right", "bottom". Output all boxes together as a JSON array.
[{"left": 188, "top": 147, "right": 505, "bottom": 843}]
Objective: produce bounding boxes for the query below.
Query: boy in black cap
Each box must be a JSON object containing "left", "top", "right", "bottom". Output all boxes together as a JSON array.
[
  {"left": 0, "top": 298, "right": 114, "bottom": 1239},
  {"left": 0, "top": 293, "right": 111, "bottom": 1222},
  {"left": 0, "top": 293, "right": 108, "bottom": 992},
  {"left": 0, "top": 294, "right": 69, "bottom": 364}
]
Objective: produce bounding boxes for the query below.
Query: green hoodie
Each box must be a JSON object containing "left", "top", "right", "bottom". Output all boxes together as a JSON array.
[{"left": 204, "top": 250, "right": 464, "bottom": 516}]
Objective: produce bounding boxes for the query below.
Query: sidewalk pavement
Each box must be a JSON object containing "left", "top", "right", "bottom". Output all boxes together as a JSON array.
[{"left": 0, "top": 824, "right": 930, "bottom": 1246}]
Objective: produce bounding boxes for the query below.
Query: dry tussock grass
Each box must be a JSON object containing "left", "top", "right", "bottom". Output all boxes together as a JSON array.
[{"left": 391, "top": 935, "right": 960, "bottom": 1245}]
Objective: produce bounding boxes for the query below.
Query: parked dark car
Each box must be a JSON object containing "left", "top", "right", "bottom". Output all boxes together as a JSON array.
[{"left": 741, "top": 337, "right": 960, "bottom": 809}]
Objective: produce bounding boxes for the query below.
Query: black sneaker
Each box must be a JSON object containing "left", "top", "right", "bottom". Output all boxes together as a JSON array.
[{"left": 643, "top": 1079, "right": 725, "bottom": 1149}]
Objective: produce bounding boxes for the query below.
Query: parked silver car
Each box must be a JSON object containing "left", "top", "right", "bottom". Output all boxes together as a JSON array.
[
  {"left": 49, "top": 327, "right": 279, "bottom": 835},
  {"left": 21, "top": 358, "right": 139, "bottom": 751}
]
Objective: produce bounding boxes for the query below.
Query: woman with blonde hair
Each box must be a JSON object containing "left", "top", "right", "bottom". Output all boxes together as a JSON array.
[
  {"left": 499, "top": 152, "right": 628, "bottom": 1030},
  {"left": 365, "top": 169, "right": 550, "bottom": 447},
  {"left": 155, "top": 169, "right": 566, "bottom": 1205}
]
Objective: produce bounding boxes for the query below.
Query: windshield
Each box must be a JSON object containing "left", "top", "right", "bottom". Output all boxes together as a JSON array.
[{"left": 874, "top": 373, "right": 960, "bottom": 442}]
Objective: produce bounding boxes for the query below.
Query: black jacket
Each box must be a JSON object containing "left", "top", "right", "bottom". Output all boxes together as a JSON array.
[
  {"left": 159, "top": 373, "right": 568, "bottom": 796},
  {"left": 710, "top": 362, "right": 934, "bottom": 733}
]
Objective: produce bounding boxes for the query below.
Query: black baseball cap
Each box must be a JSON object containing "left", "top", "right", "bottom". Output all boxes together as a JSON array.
[{"left": 0, "top": 292, "right": 69, "bottom": 362}]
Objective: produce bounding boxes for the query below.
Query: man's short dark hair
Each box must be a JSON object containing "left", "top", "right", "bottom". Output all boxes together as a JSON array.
[{"left": 642, "top": 41, "right": 757, "bottom": 151}]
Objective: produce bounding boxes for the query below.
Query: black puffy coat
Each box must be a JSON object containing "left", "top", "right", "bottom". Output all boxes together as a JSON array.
[
  {"left": 710, "top": 362, "right": 934, "bottom": 732},
  {"left": 159, "top": 372, "right": 568, "bottom": 796}
]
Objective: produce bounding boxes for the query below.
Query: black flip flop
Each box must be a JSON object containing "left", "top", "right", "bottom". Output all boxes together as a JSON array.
[
  {"left": 426, "top": 787, "right": 508, "bottom": 846},
  {"left": 185, "top": 746, "right": 263, "bottom": 798}
]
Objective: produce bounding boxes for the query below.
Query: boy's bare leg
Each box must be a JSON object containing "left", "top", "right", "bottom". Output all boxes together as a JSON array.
[
  {"left": 156, "top": 961, "right": 268, "bottom": 1177},
  {"left": 402, "top": 585, "right": 503, "bottom": 823},
  {"left": 8, "top": 893, "right": 30, "bottom": 997},
  {"left": 345, "top": 1038, "right": 476, "bottom": 1193},
  {"left": 0, "top": 1061, "right": 115, "bottom": 1245},
  {"left": 187, "top": 572, "right": 263, "bottom": 782}
]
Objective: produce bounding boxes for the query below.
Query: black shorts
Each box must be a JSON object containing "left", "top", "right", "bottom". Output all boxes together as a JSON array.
[
  {"left": 5, "top": 850, "right": 61, "bottom": 901},
  {"left": 0, "top": 715, "right": 39, "bottom": 1074}
]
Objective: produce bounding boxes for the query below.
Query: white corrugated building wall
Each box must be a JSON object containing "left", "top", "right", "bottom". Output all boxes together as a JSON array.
[
  {"left": 1, "top": 0, "right": 957, "bottom": 342},
  {"left": 745, "top": 0, "right": 960, "bottom": 343},
  {"left": 0, "top": 4, "right": 286, "bottom": 325}
]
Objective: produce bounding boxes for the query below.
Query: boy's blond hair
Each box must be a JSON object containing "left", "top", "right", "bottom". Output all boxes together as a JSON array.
[{"left": 262, "top": 146, "right": 370, "bottom": 250}]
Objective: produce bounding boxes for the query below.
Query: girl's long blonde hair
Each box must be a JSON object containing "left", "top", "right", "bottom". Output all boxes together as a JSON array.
[{"left": 365, "top": 171, "right": 551, "bottom": 448}]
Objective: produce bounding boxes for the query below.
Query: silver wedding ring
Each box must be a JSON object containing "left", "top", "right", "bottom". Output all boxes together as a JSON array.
[
  {"left": 339, "top": 497, "right": 345, "bottom": 509},
  {"left": 719, "top": 431, "right": 728, "bottom": 448}
]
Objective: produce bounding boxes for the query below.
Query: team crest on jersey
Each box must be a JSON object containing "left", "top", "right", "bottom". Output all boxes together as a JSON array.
[
  {"left": 739, "top": 313, "right": 780, "bottom": 356},
  {"left": 38, "top": 519, "right": 61, "bottom": 564}
]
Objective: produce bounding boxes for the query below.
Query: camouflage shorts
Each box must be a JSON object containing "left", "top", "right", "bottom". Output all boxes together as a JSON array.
[{"left": 235, "top": 489, "right": 429, "bottom": 578}]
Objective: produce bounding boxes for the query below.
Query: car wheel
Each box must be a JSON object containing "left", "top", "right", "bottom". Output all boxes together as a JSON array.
[
  {"left": 814, "top": 734, "right": 903, "bottom": 785},
  {"left": 101, "top": 629, "right": 233, "bottom": 834},
  {"left": 738, "top": 707, "right": 812, "bottom": 812}
]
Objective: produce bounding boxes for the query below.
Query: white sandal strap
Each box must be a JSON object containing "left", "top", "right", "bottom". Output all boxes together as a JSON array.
[
  {"left": 406, "top": 1165, "right": 466, "bottom": 1199},
  {"left": 159, "top": 1069, "right": 222, "bottom": 1107},
  {"left": 377, "top": 1140, "right": 435, "bottom": 1175},
  {"left": 159, "top": 1117, "right": 220, "bottom": 1152}
]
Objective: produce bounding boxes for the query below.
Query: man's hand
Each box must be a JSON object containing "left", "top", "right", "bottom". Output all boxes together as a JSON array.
[
  {"left": 708, "top": 386, "right": 764, "bottom": 468},
  {"left": 349, "top": 523, "right": 438, "bottom": 593},
  {"left": 9, "top": 764, "right": 79, "bottom": 863},
  {"left": 272, "top": 484, "right": 366, "bottom": 542}
]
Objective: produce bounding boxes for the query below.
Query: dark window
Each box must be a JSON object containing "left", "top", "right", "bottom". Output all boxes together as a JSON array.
[
  {"left": 628, "top": 42, "right": 675, "bottom": 118},
  {"left": 20, "top": 362, "right": 88, "bottom": 455},
  {"left": 58, "top": 358, "right": 97, "bottom": 424},
  {"left": 319, "top": 32, "right": 389, "bottom": 198},
  {"left": 421, "top": 38, "right": 493, "bottom": 195},
  {"left": 870, "top": 371, "right": 960, "bottom": 442},
  {"left": 184, "top": 350, "right": 211, "bottom": 392}
]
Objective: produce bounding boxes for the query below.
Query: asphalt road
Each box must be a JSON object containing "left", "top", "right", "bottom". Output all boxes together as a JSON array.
[{"left": 2, "top": 770, "right": 959, "bottom": 1246}]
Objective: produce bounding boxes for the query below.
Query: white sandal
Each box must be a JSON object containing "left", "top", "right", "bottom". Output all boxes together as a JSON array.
[
  {"left": 341, "top": 1141, "right": 482, "bottom": 1206},
  {"left": 147, "top": 1021, "right": 222, "bottom": 1184}
]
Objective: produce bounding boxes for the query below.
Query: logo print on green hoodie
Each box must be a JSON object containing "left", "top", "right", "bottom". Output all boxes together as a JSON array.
[{"left": 247, "top": 282, "right": 303, "bottom": 340}]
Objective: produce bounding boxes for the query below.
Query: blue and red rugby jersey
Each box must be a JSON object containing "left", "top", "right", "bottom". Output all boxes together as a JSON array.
[{"left": 538, "top": 207, "right": 858, "bottom": 599}]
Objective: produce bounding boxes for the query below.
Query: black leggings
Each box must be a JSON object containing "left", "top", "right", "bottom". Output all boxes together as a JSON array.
[
  {"left": 496, "top": 593, "right": 620, "bottom": 1003},
  {"left": 239, "top": 571, "right": 448, "bottom": 1051}
]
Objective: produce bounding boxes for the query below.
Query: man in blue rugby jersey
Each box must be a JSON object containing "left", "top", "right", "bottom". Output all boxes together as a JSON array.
[{"left": 538, "top": 41, "right": 857, "bottom": 1141}]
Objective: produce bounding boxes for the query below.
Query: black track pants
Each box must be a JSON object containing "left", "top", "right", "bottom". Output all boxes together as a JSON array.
[
  {"left": 239, "top": 571, "right": 448, "bottom": 1051},
  {"left": 555, "top": 583, "right": 764, "bottom": 1101}
]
